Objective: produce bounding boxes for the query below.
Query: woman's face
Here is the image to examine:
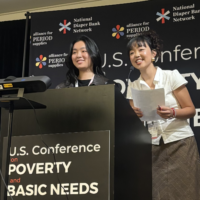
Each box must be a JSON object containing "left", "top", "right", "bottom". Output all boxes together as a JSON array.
[
  {"left": 71, "top": 41, "right": 93, "bottom": 71},
  {"left": 129, "top": 42, "right": 156, "bottom": 71}
]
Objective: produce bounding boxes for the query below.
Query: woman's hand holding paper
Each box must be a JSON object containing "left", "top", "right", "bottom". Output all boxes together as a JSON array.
[
  {"left": 157, "top": 106, "right": 173, "bottom": 119},
  {"left": 132, "top": 106, "right": 143, "bottom": 118}
]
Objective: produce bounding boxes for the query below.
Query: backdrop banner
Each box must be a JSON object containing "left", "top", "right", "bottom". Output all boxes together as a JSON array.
[
  {"left": 1, "top": 131, "right": 110, "bottom": 199},
  {"left": 29, "top": 0, "right": 200, "bottom": 147}
]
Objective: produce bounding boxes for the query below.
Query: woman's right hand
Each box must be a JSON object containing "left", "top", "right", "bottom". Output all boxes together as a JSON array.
[
  {"left": 132, "top": 106, "right": 143, "bottom": 118},
  {"left": 129, "top": 100, "right": 143, "bottom": 118}
]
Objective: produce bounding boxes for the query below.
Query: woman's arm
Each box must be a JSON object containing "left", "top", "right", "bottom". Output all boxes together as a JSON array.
[
  {"left": 129, "top": 100, "right": 143, "bottom": 118},
  {"left": 173, "top": 85, "right": 196, "bottom": 119},
  {"left": 157, "top": 85, "right": 196, "bottom": 119}
]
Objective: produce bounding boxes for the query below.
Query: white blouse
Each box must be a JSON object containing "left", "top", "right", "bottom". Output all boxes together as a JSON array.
[{"left": 126, "top": 67, "right": 194, "bottom": 145}]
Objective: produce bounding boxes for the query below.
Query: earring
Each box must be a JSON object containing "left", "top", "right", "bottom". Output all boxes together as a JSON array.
[{"left": 152, "top": 57, "right": 155, "bottom": 62}]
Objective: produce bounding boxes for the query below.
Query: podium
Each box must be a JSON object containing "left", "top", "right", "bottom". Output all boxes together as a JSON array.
[{"left": 0, "top": 85, "right": 152, "bottom": 200}]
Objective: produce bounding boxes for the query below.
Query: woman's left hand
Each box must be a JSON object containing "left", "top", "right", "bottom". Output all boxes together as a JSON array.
[{"left": 157, "top": 106, "right": 173, "bottom": 119}]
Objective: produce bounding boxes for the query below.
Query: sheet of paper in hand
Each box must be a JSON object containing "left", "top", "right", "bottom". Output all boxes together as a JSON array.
[{"left": 131, "top": 88, "right": 165, "bottom": 121}]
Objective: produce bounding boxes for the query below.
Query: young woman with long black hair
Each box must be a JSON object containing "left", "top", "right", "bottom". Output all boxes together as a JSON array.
[{"left": 56, "top": 35, "right": 113, "bottom": 88}]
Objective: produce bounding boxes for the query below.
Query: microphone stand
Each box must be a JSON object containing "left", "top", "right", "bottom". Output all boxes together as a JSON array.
[{"left": 127, "top": 66, "right": 134, "bottom": 85}]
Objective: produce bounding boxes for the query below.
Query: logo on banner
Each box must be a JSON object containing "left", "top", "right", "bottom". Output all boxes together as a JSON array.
[
  {"left": 59, "top": 20, "right": 71, "bottom": 34},
  {"left": 35, "top": 55, "right": 47, "bottom": 69},
  {"left": 156, "top": 9, "right": 170, "bottom": 24},
  {"left": 112, "top": 25, "right": 124, "bottom": 39}
]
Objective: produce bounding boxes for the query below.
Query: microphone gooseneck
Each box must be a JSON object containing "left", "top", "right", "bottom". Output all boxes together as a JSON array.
[{"left": 127, "top": 66, "right": 134, "bottom": 84}]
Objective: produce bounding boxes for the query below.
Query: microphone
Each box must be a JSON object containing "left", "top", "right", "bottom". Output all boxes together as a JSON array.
[{"left": 127, "top": 66, "right": 134, "bottom": 85}]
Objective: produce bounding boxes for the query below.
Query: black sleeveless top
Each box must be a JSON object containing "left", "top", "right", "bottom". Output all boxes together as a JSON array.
[{"left": 78, "top": 79, "right": 91, "bottom": 87}]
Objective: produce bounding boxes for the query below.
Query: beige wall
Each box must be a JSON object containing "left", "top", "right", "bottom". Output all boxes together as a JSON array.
[{"left": 0, "top": 0, "right": 145, "bottom": 22}]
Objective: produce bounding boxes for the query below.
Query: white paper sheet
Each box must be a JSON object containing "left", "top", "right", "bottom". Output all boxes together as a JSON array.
[{"left": 131, "top": 88, "right": 165, "bottom": 121}]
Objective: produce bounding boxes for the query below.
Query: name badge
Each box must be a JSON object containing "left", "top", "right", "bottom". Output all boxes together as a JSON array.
[{"left": 148, "top": 123, "right": 158, "bottom": 139}]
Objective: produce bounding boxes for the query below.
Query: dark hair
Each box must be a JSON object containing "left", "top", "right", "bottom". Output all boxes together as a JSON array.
[
  {"left": 127, "top": 30, "right": 162, "bottom": 59},
  {"left": 65, "top": 35, "right": 104, "bottom": 84}
]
